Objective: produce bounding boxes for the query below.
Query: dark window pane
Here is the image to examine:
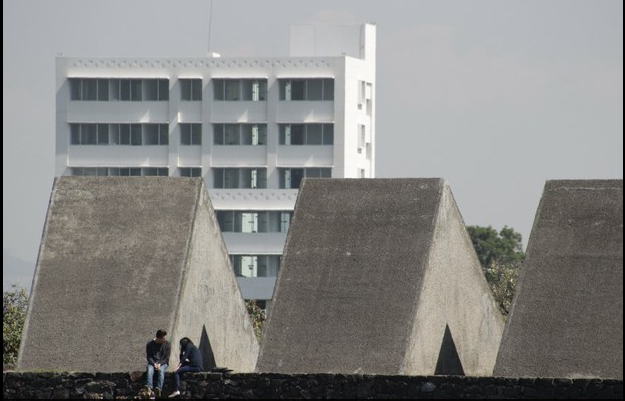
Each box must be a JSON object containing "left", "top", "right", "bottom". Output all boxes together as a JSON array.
[
  {"left": 97, "top": 124, "right": 109, "bottom": 145},
  {"left": 97, "top": 79, "right": 109, "bottom": 101},
  {"left": 323, "top": 124, "right": 334, "bottom": 145},
  {"left": 158, "top": 79, "right": 169, "bottom": 100},
  {"left": 307, "top": 79, "right": 323, "bottom": 100},
  {"left": 191, "top": 79, "right": 202, "bottom": 100},
  {"left": 131, "top": 124, "right": 142, "bottom": 145},
  {"left": 130, "top": 79, "right": 142, "bottom": 101},
  {"left": 83, "top": 79, "right": 97, "bottom": 100},
  {"left": 120, "top": 125, "right": 131, "bottom": 145},
  {"left": 120, "top": 80, "right": 131, "bottom": 100},
  {"left": 144, "top": 79, "right": 158, "bottom": 100},
  {"left": 291, "top": 80, "right": 305, "bottom": 100},
  {"left": 291, "top": 169, "right": 304, "bottom": 188},
  {"left": 323, "top": 79, "right": 334, "bottom": 100},
  {"left": 181, "top": 80, "right": 191, "bottom": 100},
  {"left": 307, "top": 124, "right": 322, "bottom": 144},
  {"left": 70, "top": 125, "right": 80, "bottom": 144},
  {"left": 291, "top": 125, "right": 305, "bottom": 145},
  {"left": 214, "top": 79, "right": 224, "bottom": 100},
  {"left": 70, "top": 79, "right": 81, "bottom": 100}
]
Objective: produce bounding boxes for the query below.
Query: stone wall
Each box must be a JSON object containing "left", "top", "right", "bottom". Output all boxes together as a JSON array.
[{"left": 3, "top": 371, "right": 622, "bottom": 399}]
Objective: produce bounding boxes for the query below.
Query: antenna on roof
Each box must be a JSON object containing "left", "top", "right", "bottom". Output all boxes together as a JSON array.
[{"left": 207, "top": 0, "right": 214, "bottom": 53}]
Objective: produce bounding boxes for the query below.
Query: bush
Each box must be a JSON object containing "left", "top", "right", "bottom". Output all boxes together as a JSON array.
[
  {"left": 467, "top": 225, "right": 525, "bottom": 316},
  {"left": 3, "top": 285, "right": 29, "bottom": 365},
  {"left": 245, "top": 300, "right": 266, "bottom": 342}
]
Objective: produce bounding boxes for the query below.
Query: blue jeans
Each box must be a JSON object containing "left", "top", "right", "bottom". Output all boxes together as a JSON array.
[
  {"left": 146, "top": 363, "right": 168, "bottom": 390},
  {"left": 173, "top": 365, "right": 202, "bottom": 390}
]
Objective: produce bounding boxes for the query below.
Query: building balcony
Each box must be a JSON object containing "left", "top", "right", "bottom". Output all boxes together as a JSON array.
[
  {"left": 68, "top": 145, "right": 169, "bottom": 166},
  {"left": 68, "top": 101, "right": 169, "bottom": 123},
  {"left": 178, "top": 145, "right": 202, "bottom": 166},
  {"left": 211, "top": 145, "right": 267, "bottom": 166},
  {"left": 277, "top": 145, "right": 334, "bottom": 167},
  {"left": 178, "top": 101, "right": 202, "bottom": 122},
  {"left": 211, "top": 101, "right": 267, "bottom": 123},
  {"left": 276, "top": 101, "right": 334, "bottom": 122},
  {"left": 221, "top": 232, "right": 287, "bottom": 255}
]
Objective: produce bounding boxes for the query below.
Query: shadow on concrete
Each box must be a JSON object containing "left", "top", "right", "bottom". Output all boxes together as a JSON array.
[
  {"left": 199, "top": 325, "right": 216, "bottom": 370},
  {"left": 435, "top": 324, "right": 464, "bottom": 376}
]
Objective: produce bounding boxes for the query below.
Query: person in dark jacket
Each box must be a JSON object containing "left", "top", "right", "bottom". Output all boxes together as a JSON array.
[
  {"left": 146, "top": 329, "right": 171, "bottom": 398},
  {"left": 168, "top": 337, "right": 204, "bottom": 397}
]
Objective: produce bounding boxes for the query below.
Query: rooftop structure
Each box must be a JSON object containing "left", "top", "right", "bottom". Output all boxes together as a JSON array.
[
  {"left": 257, "top": 178, "right": 504, "bottom": 375},
  {"left": 495, "top": 180, "right": 623, "bottom": 379},
  {"left": 18, "top": 177, "right": 258, "bottom": 372}
]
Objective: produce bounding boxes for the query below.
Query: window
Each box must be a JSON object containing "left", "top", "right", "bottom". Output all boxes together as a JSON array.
[
  {"left": 143, "top": 124, "right": 169, "bottom": 145},
  {"left": 130, "top": 79, "right": 142, "bottom": 101},
  {"left": 279, "top": 124, "right": 333, "bottom": 145},
  {"left": 140, "top": 167, "right": 168, "bottom": 176},
  {"left": 70, "top": 78, "right": 169, "bottom": 101},
  {"left": 131, "top": 124, "right": 142, "bottom": 145},
  {"left": 181, "top": 79, "right": 202, "bottom": 101},
  {"left": 72, "top": 167, "right": 168, "bottom": 176},
  {"left": 158, "top": 79, "right": 169, "bottom": 101},
  {"left": 213, "top": 79, "right": 267, "bottom": 101},
  {"left": 241, "top": 79, "right": 267, "bottom": 101},
  {"left": 143, "top": 79, "right": 169, "bottom": 101},
  {"left": 216, "top": 211, "right": 292, "bottom": 233},
  {"left": 230, "top": 255, "right": 281, "bottom": 277},
  {"left": 180, "top": 167, "right": 202, "bottom": 177},
  {"left": 70, "top": 78, "right": 97, "bottom": 101},
  {"left": 224, "top": 80, "right": 240, "bottom": 100},
  {"left": 279, "top": 168, "right": 331, "bottom": 189},
  {"left": 358, "top": 124, "right": 366, "bottom": 153},
  {"left": 119, "top": 125, "right": 131, "bottom": 145},
  {"left": 70, "top": 124, "right": 97, "bottom": 145},
  {"left": 72, "top": 123, "right": 168, "bottom": 146},
  {"left": 279, "top": 78, "right": 334, "bottom": 101},
  {"left": 358, "top": 80, "right": 365, "bottom": 109},
  {"left": 97, "top": 124, "right": 109, "bottom": 145},
  {"left": 180, "top": 124, "right": 202, "bottom": 145},
  {"left": 213, "top": 168, "right": 267, "bottom": 189},
  {"left": 213, "top": 124, "right": 267, "bottom": 145},
  {"left": 280, "top": 212, "right": 292, "bottom": 233}
]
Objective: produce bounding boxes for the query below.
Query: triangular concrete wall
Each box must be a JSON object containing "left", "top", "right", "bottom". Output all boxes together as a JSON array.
[
  {"left": 257, "top": 178, "right": 503, "bottom": 375},
  {"left": 495, "top": 180, "right": 623, "bottom": 379},
  {"left": 18, "top": 177, "right": 258, "bottom": 372}
]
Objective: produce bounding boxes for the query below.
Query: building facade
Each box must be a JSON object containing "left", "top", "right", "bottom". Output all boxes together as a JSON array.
[{"left": 55, "top": 24, "right": 376, "bottom": 309}]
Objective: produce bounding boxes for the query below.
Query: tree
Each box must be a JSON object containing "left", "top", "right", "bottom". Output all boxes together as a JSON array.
[
  {"left": 245, "top": 300, "right": 266, "bottom": 343},
  {"left": 3, "top": 285, "right": 29, "bottom": 365},
  {"left": 467, "top": 226, "right": 525, "bottom": 316}
]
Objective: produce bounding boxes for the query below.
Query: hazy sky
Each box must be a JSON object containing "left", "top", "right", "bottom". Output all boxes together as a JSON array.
[{"left": 3, "top": 0, "right": 623, "bottom": 291}]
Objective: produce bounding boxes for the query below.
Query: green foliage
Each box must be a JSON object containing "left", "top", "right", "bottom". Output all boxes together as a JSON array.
[
  {"left": 467, "top": 226, "right": 525, "bottom": 316},
  {"left": 245, "top": 300, "right": 266, "bottom": 343},
  {"left": 3, "top": 285, "right": 29, "bottom": 365}
]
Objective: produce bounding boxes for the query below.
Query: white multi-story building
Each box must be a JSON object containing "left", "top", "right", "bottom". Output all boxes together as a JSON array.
[{"left": 55, "top": 23, "right": 376, "bottom": 309}]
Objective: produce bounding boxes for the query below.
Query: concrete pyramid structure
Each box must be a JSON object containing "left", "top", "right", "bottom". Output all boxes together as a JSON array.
[
  {"left": 257, "top": 178, "right": 504, "bottom": 375},
  {"left": 495, "top": 180, "right": 623, "bottom": 379},
  {"left": 18, "top": 177, "right": 259, "bottom": 372}
]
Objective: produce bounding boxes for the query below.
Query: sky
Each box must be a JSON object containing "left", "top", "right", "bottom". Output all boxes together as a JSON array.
[{"left": 3, "top": 0, "right": 623, "bottom": 291}]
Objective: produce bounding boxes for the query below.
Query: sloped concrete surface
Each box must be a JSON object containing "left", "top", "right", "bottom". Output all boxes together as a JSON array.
[
  {"left": 18, "top": 177, "right": 258, "bottom": 372},
  {"left": 257, "top": 178, "right": 503, "bottom": 375},
  {"left": 495, "top": 180, "right": 623, "bottom": 379}
]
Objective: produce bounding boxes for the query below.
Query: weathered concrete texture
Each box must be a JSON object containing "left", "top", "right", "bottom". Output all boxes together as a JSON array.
[
  {"left": 495, "top": 180, "right": 623, "bottom": 379},
  {"left": 257, "top": 179, "right": 503, "bottom": 375},
  {"left": 18, "top": 177, "right": 258, "bottom": 373}
]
